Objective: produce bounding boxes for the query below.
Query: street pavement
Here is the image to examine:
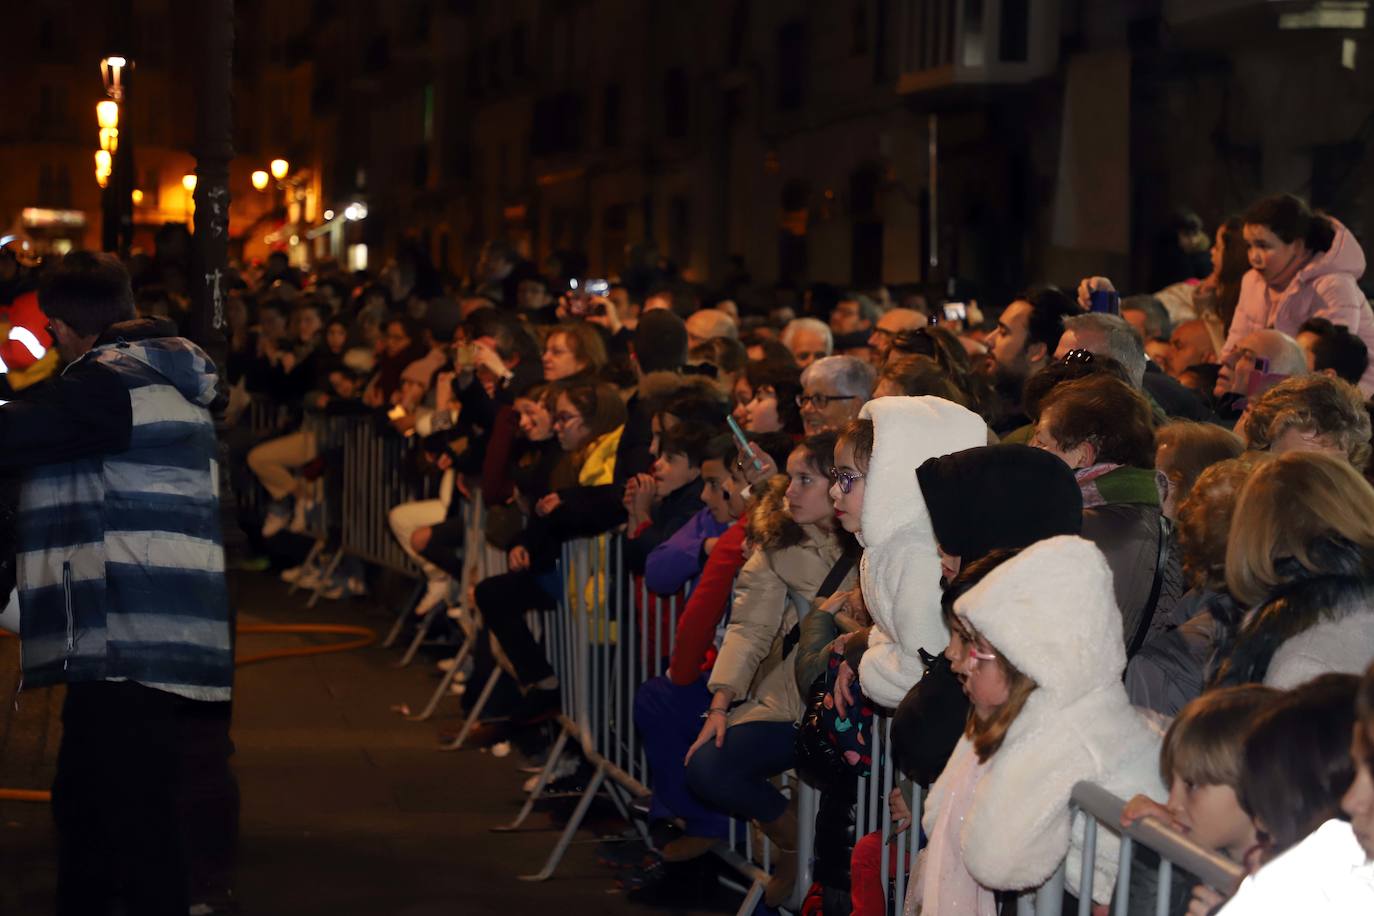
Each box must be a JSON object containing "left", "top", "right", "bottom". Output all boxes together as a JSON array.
[{"left": 0, "top": 569, "right": 738, "bottom": 915}]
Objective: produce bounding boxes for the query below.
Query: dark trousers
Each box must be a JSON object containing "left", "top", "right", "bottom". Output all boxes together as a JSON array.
[
  {"left": 53, "top": 681, "right": 238, "bottom": 916},
  {"left": 475, "top": 570, "right": 558, "bottom": 687},
  {"left": 685, "top": 719, "right": 797, "bottom": 823},
  {"left": 633, "top": 675, "right": 730, "bottom": 838},
  {"left": 418, "top": 516, "right": 467, "bottom": 578}
]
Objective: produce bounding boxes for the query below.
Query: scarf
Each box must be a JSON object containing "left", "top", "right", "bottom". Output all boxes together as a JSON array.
[{"left": 1074, "top": 463, "right": 1164, "bottom": 509}]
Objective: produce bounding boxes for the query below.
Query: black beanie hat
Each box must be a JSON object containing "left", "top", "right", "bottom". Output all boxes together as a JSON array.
[
  {"left": 634, "top": 309, "right": 689, "bottom": 373},
  {"left": 915, "top": 444, "right": 1083, "bottom": 563}
]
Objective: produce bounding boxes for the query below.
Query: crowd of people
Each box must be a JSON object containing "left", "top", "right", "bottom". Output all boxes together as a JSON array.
[{"left": 4, "top": 190, "right": 1374, "bottom": 915}]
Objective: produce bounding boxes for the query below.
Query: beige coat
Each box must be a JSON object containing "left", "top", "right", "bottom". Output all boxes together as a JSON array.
[{"left": 708, "top": 478, "right": 855, "bottom": 728}]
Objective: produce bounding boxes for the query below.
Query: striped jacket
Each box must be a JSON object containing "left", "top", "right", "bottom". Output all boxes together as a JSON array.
[{"left": 10, "top": 320, "right": 231, "bottom": 701}]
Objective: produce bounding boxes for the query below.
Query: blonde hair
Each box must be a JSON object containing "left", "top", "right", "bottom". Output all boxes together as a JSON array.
[
  {"left": 1226, "top": 451, "right": 1374, "bottom": 606},
  {"left": 1160, "top": 685, "right": 1279, "bottom": 789},
  {"left": 963, "top": 636, "right": 1037, "bottom": 763},
  {"left": 1176, "top": 453, "right": 1271, "bottom": 591}
]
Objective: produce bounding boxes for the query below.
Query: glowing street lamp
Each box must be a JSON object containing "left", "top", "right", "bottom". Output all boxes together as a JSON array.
[
  {"left": 100, "top": 56, "right": 128, "bottom": 101},
  {"left": 251, "top": 169, "right": 270, "bottom": 191},
  {"left": 131, "top": 189, "right": 144, "bottom": 205},
  {"left": 95, "top": 149, "right": 112, "bottom": 187},
  {"left": 96, "top": 100, "right": 119, "bottom": 130},
  {"left": 270, "top": 158, "right": 289, "bottom": 181},
  {"left": 182, "top": 173, "right": 198, "bottom": 193}
]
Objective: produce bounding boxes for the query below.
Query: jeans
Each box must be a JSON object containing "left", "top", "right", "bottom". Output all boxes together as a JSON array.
[
  {"left": 686, "top": 718, "right": 797, "bottom": 823},
  {"left": 52, "top": 681, "right": 238, "bottom": 916},
  {"left": 633, "top": 675, "right": 729, "bottom": 838}
]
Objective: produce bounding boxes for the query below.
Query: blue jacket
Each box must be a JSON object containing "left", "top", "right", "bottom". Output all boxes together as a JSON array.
[
  {"left": 3, "top": 318, "right": 232, "bottom": 702},
  {"left": 644, "top": 504, "right": 729, "bottom": 597}
]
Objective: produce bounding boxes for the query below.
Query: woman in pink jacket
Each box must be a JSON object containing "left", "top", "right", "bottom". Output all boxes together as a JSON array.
[{"left": 1225, "top": 194, "right": 1374, "bottom": 395}]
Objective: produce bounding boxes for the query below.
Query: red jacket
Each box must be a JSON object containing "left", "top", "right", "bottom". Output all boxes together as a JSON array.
[{"left": 667, "top": 515, "right": 748, "bottom": 686}]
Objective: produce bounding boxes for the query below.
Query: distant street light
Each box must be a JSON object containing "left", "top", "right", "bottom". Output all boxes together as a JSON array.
[
  {"left": 343, "top": 202, "right": 367, "bottom": 221},
  {"left": 251, "top": 169, "right": 269, "bottom": 191},
  {"left": 96, "top": 100, "right": 119, "bottom": 130},
  {"left": 100, "top": 56, "right": 128, "bottom": 101},
  {"left": 95, "top": 149, "right": 112, "bottom": 187},
  {"left": 182, "top": 173, "right": 198, "bottom": 192},
  {"left": 270, "top": 158, "right": 289, "bottom": 180},
  {"left": 131, "top": 189, "right": 144, "bottom": 205}
]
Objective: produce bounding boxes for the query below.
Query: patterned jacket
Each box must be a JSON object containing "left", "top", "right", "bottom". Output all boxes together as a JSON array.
[{"left": 4, "top": 318, "right": 231, "bottom": 701}]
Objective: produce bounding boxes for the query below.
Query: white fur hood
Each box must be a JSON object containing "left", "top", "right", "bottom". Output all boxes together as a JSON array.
[
  {"left": 855, "top": 396, "right": 988, "bottom": 708},
  {"left": 954, "top": 536, "right": 1165, "bottom": 902}
]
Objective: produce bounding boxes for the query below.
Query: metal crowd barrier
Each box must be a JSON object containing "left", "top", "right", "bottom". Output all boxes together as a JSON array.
[{"left": 854, "top": 712, "right": 919, "bottom": 916}]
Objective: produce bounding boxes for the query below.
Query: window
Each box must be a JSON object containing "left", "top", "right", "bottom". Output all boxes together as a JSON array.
[
  {"left": 603, "top": 84, "right": 622, "bottom": 147},
  {"left": 776, "top": 21, "right": 808, "bottom": 111},
  {"left": 663, "top": 69, "right": 688, "bottom": 139}
]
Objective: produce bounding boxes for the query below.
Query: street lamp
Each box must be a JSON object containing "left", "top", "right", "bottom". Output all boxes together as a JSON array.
[
  {"left": 251, "top": 169, "right": 269, "bottom": 191},
  {"left": 131, "top": 189, "right": 144, "bottom": 205},
  {"left": 270, "top": 158, "right": 289, "bottom": 181},
  {"left": 95, "top": 150, "right": 112, "bottom": 187},
  {"left": 100, "top": 56, "right": 128, "bottom": 101},
  {"left": 182, "top": 173, "right": 197, "bottom": 193}
]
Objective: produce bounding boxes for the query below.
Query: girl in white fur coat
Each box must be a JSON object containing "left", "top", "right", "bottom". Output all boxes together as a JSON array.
[{"left": 918, "top": 536, "right": 1165, "bottom": 910}]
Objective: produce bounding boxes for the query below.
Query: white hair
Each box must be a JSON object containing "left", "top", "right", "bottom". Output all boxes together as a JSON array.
[
  {"left": 801, "top": 355, "right": 876, "bottom": 400},
  {"left": 1063, "top": 313, "right": 1146, "bottom": 387},
  {"left": 686, "top": 308, "right": 738, "bottom": 339},
  {"left": 781, "top": 317, "right": 834, "bottom": 355}
]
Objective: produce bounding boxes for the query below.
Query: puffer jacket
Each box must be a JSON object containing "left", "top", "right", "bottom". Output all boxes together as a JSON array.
[
  {"left": 708, "top": 476, "right": 856, "bottom": 728},
  {"left": 6, "top": 318, "right": 231, "bottom": 701},
  {"left": 952, "top": 535, "right": 1165, "bottom": 905},
  {"left": 855, "top": 396, "right": 988, "bottom": 708},
  {"left": 1223, "top": 218, "right": 1374, "bottom": 395}
]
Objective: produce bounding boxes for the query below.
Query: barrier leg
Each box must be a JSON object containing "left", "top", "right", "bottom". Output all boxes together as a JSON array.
[
  {"left": 492, "top": 726, "right": 572, "bottom": 832},
  {"left": 304, "top": 548, "right": 344, "bottom": 609},
  {"left": 405, "top": 632, "right": 476, "bottom": 721},
  {"left": 394, "top": 604, "right": 444, "bottom": 669},
  {"left": 732, "top": 879, "right": 766, "bottom": 916},
  {"left": 286, "top": 539, "right": 325, "bottom": 595},
  {"left": 380, "top": 578, "right": 426, "bottom": 649},
  {"left": 517, "top": 763, "right": 607, "bottom": 882},
  {"left": 440, "top": 667, "right": 504, "bottom": 751}
]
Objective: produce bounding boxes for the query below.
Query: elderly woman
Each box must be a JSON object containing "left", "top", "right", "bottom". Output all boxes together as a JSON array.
[{"left": 797, "top": 355, "right": 875, "bottom": 435}]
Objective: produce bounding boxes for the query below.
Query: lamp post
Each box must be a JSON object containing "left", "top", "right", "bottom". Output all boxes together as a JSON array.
[{"left": 99, "top": 54, "right": 134, "bottom": 256}]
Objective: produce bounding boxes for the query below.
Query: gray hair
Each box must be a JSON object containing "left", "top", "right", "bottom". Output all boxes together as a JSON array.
[
  {"left": 1064, "top": 313, "right": 1147, "bottom": 387},
  {"left": 842, "top": 293, "right": 882, "bottom": 324},
  {"left": 801, "top": 354, "right": 876, "bottom": 400},
  {"left": 1121, "top": 295, "right": 1172, "bottom": 341},
  {"left": 781, "top": 317, "right": 834, "bottom": 356}
]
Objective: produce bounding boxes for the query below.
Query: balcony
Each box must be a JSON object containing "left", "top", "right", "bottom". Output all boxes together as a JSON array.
[{"left": 894, "top": 0, "right": 1061, "bottom": 95}]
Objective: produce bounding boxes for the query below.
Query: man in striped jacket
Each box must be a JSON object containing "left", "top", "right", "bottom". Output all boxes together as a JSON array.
[{"left": 0, "top": 251, "right": 234, "bottom": 916}]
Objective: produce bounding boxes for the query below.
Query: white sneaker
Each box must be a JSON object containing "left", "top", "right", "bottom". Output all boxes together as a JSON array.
[
  {"left": 446, "top": 605, "right": 478, "bottom": 639},
  {"left": 412, "top": 577, "right": 452, "bottom": 617},
  {"left": 448, "top": 681, "right": 467, "bottom": 696},
  {"left": 261, "top": 511, "right": 290, "bottom": 539}
]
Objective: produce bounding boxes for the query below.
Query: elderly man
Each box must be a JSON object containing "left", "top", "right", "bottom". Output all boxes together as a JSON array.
[
  {"left": 798, "top": 355, "right": 875, "bottom": 435},
  {"left": 781, "top": 317, "right": 833, "bottom": 369},
  {"left": 1161, "top": 319, "right": 1218, "bottom": 379},
  {"left": 685, "top": 307, "right": 738, "bottom": 349},
  {"left": 1240, "top": 374, "right": 1371, "bottom": 466},
  {"left": 1056, "top": 312, "right": 1212, "bottom": 421},
  {"left": 866, "top": 307, "right": 927, "bottom": 368}
]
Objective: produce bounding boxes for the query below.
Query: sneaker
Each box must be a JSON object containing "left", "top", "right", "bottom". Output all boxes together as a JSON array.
[
  {"left": 447, "top": 681, "right": 467, "bottom": 696},
  {"left": 345, "top": 575, "right": 368, "bottom": 596},
  {"left": 435, "top": 656, "right": 471, "bottom": 680},
  {"left": 446, "top": 605, "right": 478, "bottom": 640},
  {"left": 413, "top": 577, "right": 452, "bottom": 617},
  {"left": 522, "top": 754, "right": 578, "bottom": 793}
]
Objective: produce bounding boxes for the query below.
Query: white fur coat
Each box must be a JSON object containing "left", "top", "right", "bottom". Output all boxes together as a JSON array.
[
  {"left": 954, "top": 536, "right": 1166, "bottom": 903},
  {"left": 855, "top": 396, "right": 988, "bottom": 708}
]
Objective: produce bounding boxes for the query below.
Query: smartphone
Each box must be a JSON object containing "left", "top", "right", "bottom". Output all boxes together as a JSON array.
[
  {"left": 1088, "top": 290, "right": 1120, "bottom": 315},
  {"left": 725, "top": 415, "right": 765, "bottom": 471},
  {"left": 569, "top": 278, "right": 610, "bottom": 316},
  {"left": 941, "top": 302, "right": 967, "bottom": 323},
  {"left": 453, "top": 342, "right": 477, "bottom": 370}
]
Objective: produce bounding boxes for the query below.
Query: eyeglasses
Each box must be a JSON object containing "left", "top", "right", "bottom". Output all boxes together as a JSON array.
[
  {"left": 796, "top": 393, "right": 857, "bottom": 409},
  {"left": 1059, "top": 348, "right": 1096, "bottom": 366},
  {"left": 827, "top": 467, "right": 865, "bottom": 494}
]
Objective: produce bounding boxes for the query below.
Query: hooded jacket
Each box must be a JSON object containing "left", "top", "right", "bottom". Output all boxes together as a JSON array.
[
  {"left": 1223, "top": 218, "right": 1374, "bottom": 395},
  {"left": 951, "top": 536, "right": 1164, "bottom": 903},
  {"left": 3, "top": 318, "right": 231, "bottom": 702},
  {"left": 708, "top": 476, "right": 855, "bottom": 727},
  {"left": 855, "top": 396, "right": 988, "bottom": 709}
]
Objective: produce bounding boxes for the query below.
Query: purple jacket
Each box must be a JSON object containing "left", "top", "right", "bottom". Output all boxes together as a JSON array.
[{"left": 644, "top": 506, "right": 730, "bottom": 596}]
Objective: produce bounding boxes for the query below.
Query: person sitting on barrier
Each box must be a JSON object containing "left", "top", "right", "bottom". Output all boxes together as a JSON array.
[
  {"left": 1125, "top": 454, "right": 1271, "bottom": 715},
  {"left": 1119, "top": 685, "right": 1280, "bottom": 914},
  {"left": 1210, "top": 451, "right": 1374, "bottom": 689},
  {"left": 684, "top": 431, "right": 856, "bottom": 907},
  {"left": 927, "top": 535, "right": 1165, "bottom": 910},
  {"left": 621, "top": 434, "right": 785, "bottom": 885},
  {"left": 1212, "top": 674, "right": 1366, "bottom": 914},
  {"left": 362, "top": 314, "right": 428, "bottom": 407},
  {"left": 472, "top": 381, "right": 627, "bottom": 726},
  {"left": 631, "top": 424, "right": 721, "bottom": 596}
]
